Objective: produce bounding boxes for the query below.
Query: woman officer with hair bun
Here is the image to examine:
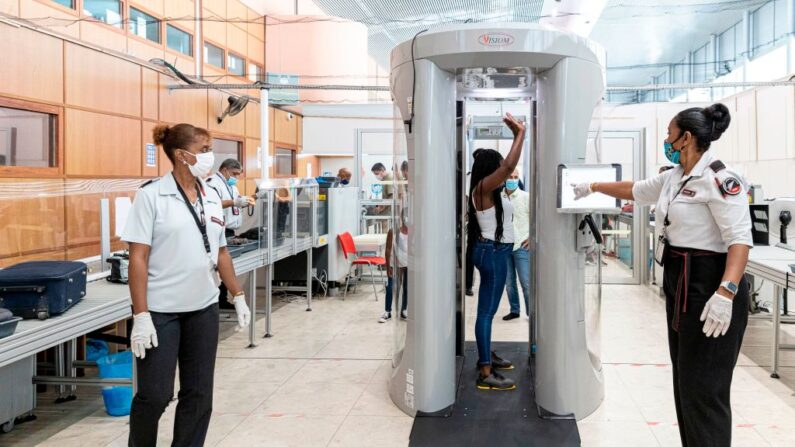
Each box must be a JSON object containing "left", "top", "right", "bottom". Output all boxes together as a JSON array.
[
  {"left": 122, "top": 123, "right": 251, "bottom": 446},
  {"left": 573, "top": 103, "right": 752, "bottom": 446}
]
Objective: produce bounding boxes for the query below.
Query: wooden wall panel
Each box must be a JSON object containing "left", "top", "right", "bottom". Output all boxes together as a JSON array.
[
  {"left": 65, "top": 189, "right": 134, "bottom": 255},
  {"left": 245, "top": 138, "right": 261, "bottom": 178},
  {"left": 158, "top": 143, "right": 172, "bottom": 176},
  {"left": 228, "top": 0, "right": 249, "bottom": 24},
  {"left": 274, "top": 109, "right": 298, "bottom": 145},
  {"left": 19, "top": 0, "right": 80, "bottom": 38},
  {"left": 142, "top": 121, "right": 160, "bottom": 177},
  {"left": 0, "top": 178, "right": 67, "bottom": 261},
  {"left": 203, "top": 66, "right": 227, "bottom": 83},
  {"left": 127, "top": 39, "right": 166, "bottom": 66},
  {"left": 165, "top": 0, "right": 194, "bottom": 18},
  {"left": 203, "top": 8, "right": 226, "bottom": 47},
  {"left": 0, "top": 24, "right": 64, "bottom": 103},
  {"left": 0, "top": 0, "right": 18, "bottom": 16},
  {"left": 269, "top": 107, "right": 275, "bottom": 141},
  {"left": 80, "top": 21, "right": 127, "bottom": 54},
  {"left": 132, "top": 0, "right": 165, "bottom": 15},
  {"left": 167, "top": 55, "right": 197, "bottom": 77},
  {"left": 159, "top": 74, "right": 208, "bottom": 126},
  {"left": 248, "top": 34, "right": 264, "bottom": 65},
  {"left": 297, "top": 155, "right": 319, "bottom": 178},
  {"left": 227, "top": 23, "right": 248, "bottom": 59},
  {"left": 142, "top": 68, "right": 159, "bottom": 121},
  {"left": 296, "top": 115, "right": 303, "bottom": 147},
  {"left": 65, "top": 43, "right": 141, "bottom": 117},
  {"left": 208, "top": 89, "right": 246, "bottom": 136},
  {"left": 247, "top": 8, "right": 265, "bottom": 42},
  {"left": 203, "top": 0, "right": 226, "bottom": 16},
  {"left": 65, "top": 109, "right": 142, "bottom": 176},
  {"left": 246, "top": 101, "right": 261, "bottom": 138}
]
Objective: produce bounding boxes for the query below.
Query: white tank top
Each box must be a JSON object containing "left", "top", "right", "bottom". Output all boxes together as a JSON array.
[
  {"left": 473, "top": 192, "right": 515, "bottom": 244},
  {"left": 395, "top": 231, "right": 408, "bottom": 267}
]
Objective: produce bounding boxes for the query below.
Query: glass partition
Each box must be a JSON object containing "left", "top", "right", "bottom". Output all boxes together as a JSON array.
[
  {"left": 0, "top": 179, "right": 140, "bottom": 272},
  {"left": 255, "top": 187, "right": 271, "bottom": 263},
  {"left": 294, "top": 179, "right": 317, "bottom": 252}
]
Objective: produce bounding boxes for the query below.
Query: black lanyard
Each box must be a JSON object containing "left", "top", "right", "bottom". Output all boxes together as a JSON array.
[
  {"left": 663, "top": 177, "right": 693, "bottom": 228},
  {"left": 175, "top": 180, "right": 211, "bottom": 254},
  {"left": 216, "top": 172, "right": 235, "bottom": 199}
]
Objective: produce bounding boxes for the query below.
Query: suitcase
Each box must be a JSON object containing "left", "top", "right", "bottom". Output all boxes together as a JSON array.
[{"left": 0, "top": 261, "right": 88, "bottom": 320}]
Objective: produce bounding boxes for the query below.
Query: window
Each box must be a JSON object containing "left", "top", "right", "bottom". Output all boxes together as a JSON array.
[
  {"left": 51, "top": 0, "right": 75, "bottom": 8},
  {"left": 0, "top": 105, "right": 57, "bottom": 168},
  {"left": 249, "top": 63, "right": 263, "bottom": 83},
  {"left": 129, "top": 8, "right": 160, "bottom": 43},
  {"left": 83, "top": 0, "right": 123, "bottom": 28},
  {"left": 211, "top": 139, "right": 241, "bottom": 172},
  {"left": 204, "top": 42, "right": 225, "bottom": 69},
  {"left": 166, "top": 25, "right": 193, "bottom": 57},
  {"left": 275, "top": 148, "right": 295, "bottom": 176},
  {"left": 228, "top": 53, "right": 246, "bottom": 76}
]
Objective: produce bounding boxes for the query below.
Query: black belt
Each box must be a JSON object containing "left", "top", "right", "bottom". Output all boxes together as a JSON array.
[{"left": 667, "top": 247, "right": 723, "bottom": 332}]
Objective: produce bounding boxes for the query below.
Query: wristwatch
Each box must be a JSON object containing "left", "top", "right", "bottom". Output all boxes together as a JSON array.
[{"left": 719, "top": 280, "right": 739, "bottom": 296}]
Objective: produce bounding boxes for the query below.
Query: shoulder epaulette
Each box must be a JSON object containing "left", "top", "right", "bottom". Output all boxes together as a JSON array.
[
  {"left": 140, "top": 178, "right": 160, "bottom": 189},
  {"left": 709, "top": 160, "right": 726, "bottom": 173}
]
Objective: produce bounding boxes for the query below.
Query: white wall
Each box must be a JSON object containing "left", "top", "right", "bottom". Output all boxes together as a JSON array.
[
  {"left": 319, "top": 156, "right": 354, "bottom": 177},
  {"left": 302, "top": 116, "right": 398, "bottom": 156}
]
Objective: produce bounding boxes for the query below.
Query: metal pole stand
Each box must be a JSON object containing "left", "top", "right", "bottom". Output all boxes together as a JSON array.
[
  {"left": 247, "top": 269, "right": 258, "bottom": 348},
  {"left": 264, "top": 264, "right": 273, "bottom": 338},
  {"left": 306, "top": 248, "right": 313, "bottom": 312}
]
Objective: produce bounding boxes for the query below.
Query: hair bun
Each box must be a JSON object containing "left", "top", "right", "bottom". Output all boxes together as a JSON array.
[
  {"left": 152, "top": 124, "right": 170, "bottom": 146},
  {"left": 704, "top": 103, "right": 731, "bottom": 141}
]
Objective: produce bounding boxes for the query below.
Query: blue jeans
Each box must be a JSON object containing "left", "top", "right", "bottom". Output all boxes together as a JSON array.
[
  {"left": 385, "top": 267, "right": 408, "bottom": 313},
  {"left": 472, "top": 239, "right": 513, "bottom": 366},
  {"left": 506, "top": 248, "right": 533, "bottom": 316}
]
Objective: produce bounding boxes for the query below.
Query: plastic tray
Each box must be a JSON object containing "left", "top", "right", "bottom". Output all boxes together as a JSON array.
[
  {"left": 0, "top": 316, "right": 22, "bottom": 339},
  {"left": 228, "top": 245, "right": 246, "bottom": 258}
]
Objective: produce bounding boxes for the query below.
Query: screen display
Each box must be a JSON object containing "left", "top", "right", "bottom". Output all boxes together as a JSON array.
[{"left": 557, "top": 164, "right": 621, "bottom": 213}]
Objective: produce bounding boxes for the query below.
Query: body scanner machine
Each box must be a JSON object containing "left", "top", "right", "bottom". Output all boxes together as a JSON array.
[{"left": 388, "top": 24, "right": 607, "bottom": 420}]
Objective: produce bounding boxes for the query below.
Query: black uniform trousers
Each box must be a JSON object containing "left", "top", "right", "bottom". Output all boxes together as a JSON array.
[
  {"left": 663, "top": 247, "right": 749, "bottom": 447},
  {"left": 129, "top": 303, "right": 219, "bottom": 447}
]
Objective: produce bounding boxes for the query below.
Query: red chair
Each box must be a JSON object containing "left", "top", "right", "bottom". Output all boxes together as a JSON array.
[{"left": 338, "top": 232, "right": 386, "bottom": 301}]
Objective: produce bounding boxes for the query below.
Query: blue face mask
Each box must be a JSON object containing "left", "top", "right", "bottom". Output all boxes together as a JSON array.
[
  {"left": 664, "top": 134, "right": 684, "bottom": 165},
  {"left": 505, "top": 179, "right": 519, "bottom": 191},
  {"left": 227, "top": 177, "right": 238, "bottom": 187},
  {"left": 341, "top": 179, "right": 349, "bottom": 185}
]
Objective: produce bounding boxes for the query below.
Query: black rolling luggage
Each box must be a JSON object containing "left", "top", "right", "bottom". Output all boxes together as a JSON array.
[{"left": 0, "top": 261, "right": 88, "bottom": 320}]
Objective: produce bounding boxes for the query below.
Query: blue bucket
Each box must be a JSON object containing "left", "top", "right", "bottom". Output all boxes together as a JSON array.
[
  {"left": 101, "top": 386, "right": 133, "bottom": 417},
  {"left": 96, "top": 351, "right": 133, "bottom": 416}
]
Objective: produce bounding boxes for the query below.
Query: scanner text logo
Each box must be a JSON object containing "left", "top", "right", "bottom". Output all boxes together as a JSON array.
[{"left": 478, "top": 33, "right": 515, "bottom": 47}]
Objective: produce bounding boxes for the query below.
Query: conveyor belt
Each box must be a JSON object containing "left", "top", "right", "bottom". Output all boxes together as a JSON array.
[{"left": 0, "top": 281, "right": 131, "bottom": 368}]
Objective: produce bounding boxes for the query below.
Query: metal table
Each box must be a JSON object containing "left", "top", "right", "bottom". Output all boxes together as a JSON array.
[{"left": 746, "top": 246, "right": 795, "bottom": 378}]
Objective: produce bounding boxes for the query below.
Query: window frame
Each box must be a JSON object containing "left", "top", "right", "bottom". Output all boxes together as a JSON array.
[
  {"left": 248, "top": 61, "right": 263, "bottom": 83},
  {"left": 127, "top": 4, "right": 163, "bottom": 46},
  {"left": 273, "top": 144, "right": 297, "bottom": 178},
  {"left": 227, "top": 51, "right": 247, "bottom": 78},
  {"left": 210, "top": 134, "right": 245, "bottom": 175},
  {"left": 203, "top": 39, "right": 226, "bottom": 70},
  {"left": 0, "top": 97, "right": 64, "bottom": 178},
  {"left": 81, "top": 0, "right": 127, "bottom": 33},
  {"left": 41, "top": 0, "right": 78, "bottom": 14},
  {"left": 165, "top": 23, "right": 195, "bottom": 59}
]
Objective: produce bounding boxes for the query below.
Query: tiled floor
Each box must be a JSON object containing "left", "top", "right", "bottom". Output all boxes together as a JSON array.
[{"left": 5, "top": 280, "right": 795, "bottom": 446}]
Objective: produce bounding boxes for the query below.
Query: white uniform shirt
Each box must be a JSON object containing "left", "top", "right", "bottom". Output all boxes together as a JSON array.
[
  {"left": 121, "top": 172, "right": 227, "bottom": 313},
  {"left": 503, "top": 187, "right": 530, "bottom": 251},
  {"left": 632, "top": 151, "right": 752, "bottom": 253},
  {"left": 206, "top": 172, "right": 242, "bottom": 230},
  {"left": 395, "top": 230, "right": 408, "bottom": 268}
]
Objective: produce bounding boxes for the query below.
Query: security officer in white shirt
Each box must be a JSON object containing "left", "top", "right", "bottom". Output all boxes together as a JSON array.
[
  {"left": 573, "top": 104, "right": 752, "bottom": 447},
  {"left": 205, "top": 158, "right": 254, "bottom": 238},
  {"left": 122, "top": 123, "right": 251, "bottom": 447}
]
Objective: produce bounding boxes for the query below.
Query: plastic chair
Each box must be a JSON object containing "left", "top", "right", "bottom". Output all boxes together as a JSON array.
[{"left": 338, "top": 232, "right": 385, "bottom": 301}]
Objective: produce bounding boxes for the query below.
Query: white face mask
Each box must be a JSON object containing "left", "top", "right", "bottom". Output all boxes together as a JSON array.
[{"left": 183, "top": 151, "right": 215, "bottom": 178}]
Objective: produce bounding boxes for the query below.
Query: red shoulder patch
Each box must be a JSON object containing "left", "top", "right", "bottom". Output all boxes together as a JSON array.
[{"left": 211, "top": 216, "right": 225, "bottom": 226}]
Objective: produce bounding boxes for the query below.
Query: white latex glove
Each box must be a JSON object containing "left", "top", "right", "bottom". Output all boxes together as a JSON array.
[
  {"left": 572, "top": 182, "right": 593, "bottom": 200},
  {"left": 230, "top": 294, "right": 251, "bottom": 331},
  {"left": 700, "top": 293, "right": 733, "bottom": 337},
  {"left": 130, "top": 312, "right": 158, "bottom": 359},
  {"left": 233, "top": 196, "right": 250, "bottom": 207}
]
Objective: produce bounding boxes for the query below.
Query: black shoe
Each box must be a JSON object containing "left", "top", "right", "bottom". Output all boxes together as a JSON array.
[
  {"left": 465, "top": 289, "right": 474, "bottom": 296},
  {"left": 476, "top": 370, "right": 516, "bottom": 390},
  {"left": 491, "top": 351, "right": 514, "bottom": 370},
  {"left": 502, "top": 312, "right": 520, "bottom": 321}
]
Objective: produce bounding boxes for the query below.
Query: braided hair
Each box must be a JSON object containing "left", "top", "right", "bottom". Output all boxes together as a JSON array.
[{"left": 468, "top": 149, "right": 505, "bottom": 243}]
